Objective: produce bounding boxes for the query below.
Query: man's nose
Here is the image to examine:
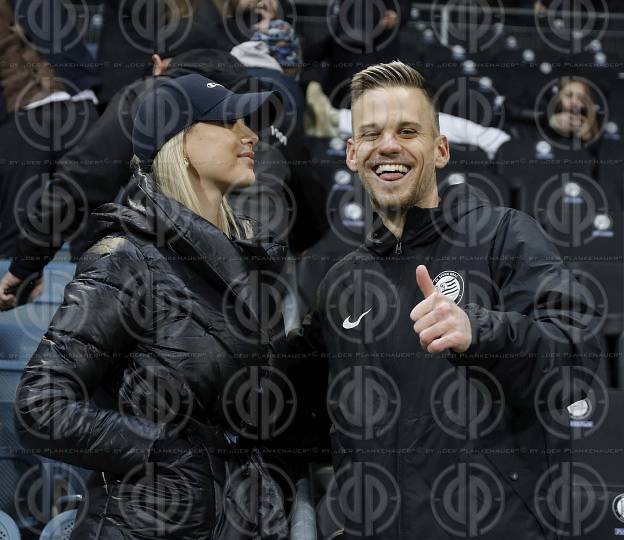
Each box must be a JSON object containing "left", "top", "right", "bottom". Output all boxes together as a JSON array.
[{"left": 377, "top": 131, "right": 401, "bottom": 154}]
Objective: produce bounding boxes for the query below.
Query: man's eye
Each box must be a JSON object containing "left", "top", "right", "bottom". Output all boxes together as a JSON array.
[
  {"left": 362, "top": 132, "right": 378, "bottom": 138},
  {"left": 400, "top": 129, "right": 416, "bottom": 135}
]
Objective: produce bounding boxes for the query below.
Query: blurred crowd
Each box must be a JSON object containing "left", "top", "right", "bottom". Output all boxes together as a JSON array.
[{"left": 1, "top": 0, "right": 621, "bottom": 308}]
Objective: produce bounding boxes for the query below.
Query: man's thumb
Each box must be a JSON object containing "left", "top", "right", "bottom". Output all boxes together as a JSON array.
[{"left": 416, "top": 265, "right": 436, "bottom": 297}]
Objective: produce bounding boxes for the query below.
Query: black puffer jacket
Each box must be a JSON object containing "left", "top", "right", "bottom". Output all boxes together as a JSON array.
[{"left": 14, "top": 171, "right": 289, "bottom": 539}]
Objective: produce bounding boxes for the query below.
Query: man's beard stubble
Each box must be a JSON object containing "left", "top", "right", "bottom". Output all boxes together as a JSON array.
[{"left": 361, "top": 169, "right": 437, "bottom": 213}]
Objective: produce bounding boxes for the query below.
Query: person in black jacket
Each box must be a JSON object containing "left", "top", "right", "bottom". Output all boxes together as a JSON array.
[
  {"left": 0, "top": 48, "right": 247, "bottom": 310},
  {"left": 14, "top": 74, "right": 291, "bottom": 539},
  {"left": 299, "top": 62, "right": 604, "bottom": 539},
  {"left": 1, "top": 47, "right": 328, "bottom": 310}
]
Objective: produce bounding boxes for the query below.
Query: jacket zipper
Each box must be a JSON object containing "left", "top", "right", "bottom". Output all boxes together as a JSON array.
[{"left": 395, "top": 239, "right": 402, "bottom": 255}]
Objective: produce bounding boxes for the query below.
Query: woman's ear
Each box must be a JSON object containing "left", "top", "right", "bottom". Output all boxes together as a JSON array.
[{"left": 182, "top": 128, "right": 200, "bottom": 180}]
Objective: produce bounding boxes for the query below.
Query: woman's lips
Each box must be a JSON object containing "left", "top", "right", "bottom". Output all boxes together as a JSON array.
[{"left": 238, "top": 152, "right": 255, "bottom": 166}]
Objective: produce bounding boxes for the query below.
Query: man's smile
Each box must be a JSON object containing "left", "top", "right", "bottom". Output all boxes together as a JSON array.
[{"left": 369, "top": 161, "right": 414, "bottom": 184}]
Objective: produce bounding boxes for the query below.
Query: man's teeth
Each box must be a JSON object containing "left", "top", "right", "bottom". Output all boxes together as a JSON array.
[{"left": 374, "top": 164, "right": 410, "bottom": 175}]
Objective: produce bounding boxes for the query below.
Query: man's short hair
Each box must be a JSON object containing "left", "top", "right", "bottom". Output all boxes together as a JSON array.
[{"left": 350, "top": 61, "right": 440, "bottom": 134}]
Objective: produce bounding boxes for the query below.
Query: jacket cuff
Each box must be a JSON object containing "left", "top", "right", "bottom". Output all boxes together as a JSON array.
[
  {"left": 446, "top": 304, "right": 489, "bottom": 366},
  {"left": 8, "top": 260, "right": 43, "bottom": 281}
]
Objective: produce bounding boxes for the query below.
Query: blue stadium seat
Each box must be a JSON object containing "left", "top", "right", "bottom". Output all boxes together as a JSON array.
[
  {"left": 0, "top": 510, "right": 20, "bottom": 540},
  {"left": 0, "top": 304, "right": 60, "bottom": 363},
  {"left": 39, "top": 509, "right": 77, "bottom": 540}
]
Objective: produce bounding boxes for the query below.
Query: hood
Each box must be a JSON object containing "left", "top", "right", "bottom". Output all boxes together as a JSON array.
[
  {"left": 88, "top": 169, "right": 287, "bottom": 318},
  {"left": 364, "top": 181, "right": 492, "bottom": 255}
]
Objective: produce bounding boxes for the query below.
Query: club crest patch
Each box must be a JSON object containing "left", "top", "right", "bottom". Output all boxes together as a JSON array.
[{"left": 432, "top": 270, "right": 464, "bottom": 304}]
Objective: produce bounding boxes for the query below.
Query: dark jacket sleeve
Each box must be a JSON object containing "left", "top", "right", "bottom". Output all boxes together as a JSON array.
[
  {"left": 449, "top": 209, "right": 604, "bottom": 407},
  {"left": 14, "top": 239, "right": 171, "bottom": 474},
  {"left": 9, "top": 80, "right": 148, "bottom": 279},
  {"left": 272, "top": 286, "right": 330, "bottom": 470}
]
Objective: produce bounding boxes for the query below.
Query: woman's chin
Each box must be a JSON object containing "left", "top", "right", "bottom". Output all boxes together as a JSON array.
[{"left": 234, "top": 172, "right": 256, "bottom": 189}]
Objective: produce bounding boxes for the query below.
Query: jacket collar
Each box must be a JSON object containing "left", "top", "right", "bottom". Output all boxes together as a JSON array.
[
  {"left": 364, "top": 203, "right": 442, "bottom": 256},
  {"left": 90, "top": 171, "right": 287, "bottom": 326},
  {"left": 363, "top": 182, "right": 489, "bottom": 256}
]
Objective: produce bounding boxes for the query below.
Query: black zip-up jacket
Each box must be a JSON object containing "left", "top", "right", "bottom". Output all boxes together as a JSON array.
[
  {"left": 14, "top": 171, "right": 290, "bottom": 539},
  {"left": 304, "top": 183, "right": 604, "bottom": 539}
]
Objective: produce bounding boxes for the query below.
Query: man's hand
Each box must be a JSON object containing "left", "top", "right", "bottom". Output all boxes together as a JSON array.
[
  {"left": 0, "top": 271, "right": 43, "bottom": 311},
  {"left": 409, "top": 265, "right": 471, "bottom": 354},
  {"left": 382, "top": 9, "right": 398, "bottom": 29}
]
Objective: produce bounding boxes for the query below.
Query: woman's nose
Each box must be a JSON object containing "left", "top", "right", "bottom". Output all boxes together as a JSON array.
[{"left": 238, "top": 119, "right": 259, "bottom": 146}]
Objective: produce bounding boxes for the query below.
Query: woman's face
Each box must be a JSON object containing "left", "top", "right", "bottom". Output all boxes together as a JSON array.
[
  {"left": 184, "top": 119, "right": 259, "bottom": 192},
  {"left": 559, "top": 81, "right": 593, "bottom": 114}
]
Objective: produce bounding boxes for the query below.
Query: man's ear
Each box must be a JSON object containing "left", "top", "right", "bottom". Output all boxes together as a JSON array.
[
  {"left": 346, "top": 138, "right": 358, "bottom": 172},
  {"left": 434, "top": 134, "right": 450, "bottom": 169}
]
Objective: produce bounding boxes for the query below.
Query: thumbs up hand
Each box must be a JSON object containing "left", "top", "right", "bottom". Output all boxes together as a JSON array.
[{"left": 409, "top": 265, "right": 472, "bottom": 354}]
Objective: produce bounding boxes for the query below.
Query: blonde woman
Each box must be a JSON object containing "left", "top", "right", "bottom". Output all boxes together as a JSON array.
[{"left": 15, "top": 75, "right": 289, "bottom": 539}]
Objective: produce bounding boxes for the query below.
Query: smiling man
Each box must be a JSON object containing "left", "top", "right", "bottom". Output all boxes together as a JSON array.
[
  {"left": 301, "top": 62, "right": 604, "bottom": 539},
  {"left": 347, "top": 69, "right": 446, "bottom": 218}
]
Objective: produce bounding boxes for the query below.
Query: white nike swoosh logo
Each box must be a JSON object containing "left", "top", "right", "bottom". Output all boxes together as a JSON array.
[{"left": 342, "top": 308, "right": 373, "bottom": 329}]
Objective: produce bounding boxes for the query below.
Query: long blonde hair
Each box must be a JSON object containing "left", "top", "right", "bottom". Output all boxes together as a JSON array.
[{"left": 151, "top": 128, "right": 242, "bottom": 239}]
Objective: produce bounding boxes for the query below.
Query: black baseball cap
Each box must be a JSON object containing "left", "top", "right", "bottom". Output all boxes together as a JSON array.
[{"left": 132, "top": 73, "right": 274, "bottom": 168}]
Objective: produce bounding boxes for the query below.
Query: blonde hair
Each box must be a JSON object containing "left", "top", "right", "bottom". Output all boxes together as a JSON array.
[
  {"left": 351, "top": 61, "right": 439, "bottom": 134},
  {"left": 151, "top": 128, "right": 242, "bottom": 239}
]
